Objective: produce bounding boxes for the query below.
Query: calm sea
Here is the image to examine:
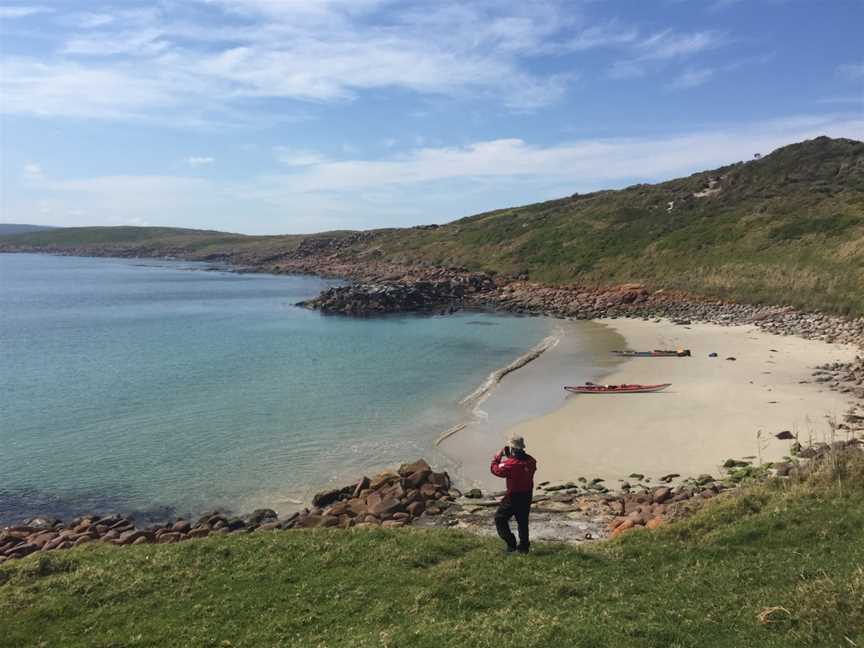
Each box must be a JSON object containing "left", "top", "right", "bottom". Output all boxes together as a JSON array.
[{"left": 0, "top": 253, "right": 553, "bottom": 523}]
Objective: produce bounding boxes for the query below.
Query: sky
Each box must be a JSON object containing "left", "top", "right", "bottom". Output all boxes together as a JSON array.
[{"left": 0, "top": 0, "right": 862, "bottom": 235}]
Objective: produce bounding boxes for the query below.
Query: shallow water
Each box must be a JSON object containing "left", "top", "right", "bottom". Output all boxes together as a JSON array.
[{"left": 1, "top": 253, "right": 557, "bottom": 523}]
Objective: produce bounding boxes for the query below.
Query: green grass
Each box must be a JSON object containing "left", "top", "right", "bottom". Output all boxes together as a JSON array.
[
  {"left": 2, "top": 136, "right": 863, "bottom": 315},
  {"left": 3, "top": 454, "right": 863, "bottom": 647}
]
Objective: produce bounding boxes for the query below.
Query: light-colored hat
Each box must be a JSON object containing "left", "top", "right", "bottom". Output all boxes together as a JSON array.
[{"left": 508, "top": 434, "right": 526, "bottom": 450}]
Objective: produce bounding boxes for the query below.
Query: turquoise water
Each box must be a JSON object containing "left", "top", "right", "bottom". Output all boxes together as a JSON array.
[{"left": 0, "top": 254, "right": 552, "bottom": 523}]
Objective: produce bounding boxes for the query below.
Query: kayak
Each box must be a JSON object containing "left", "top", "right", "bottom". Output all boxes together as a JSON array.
[
  {"left": 612, "top": 350, "right": 690, "bottom": 357},
  {"left": 564, "top": 383, "right": 672, "bottom": 394}
]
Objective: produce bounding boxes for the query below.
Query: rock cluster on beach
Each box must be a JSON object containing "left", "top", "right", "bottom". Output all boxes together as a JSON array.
[
  {"left": 812, "top": 356, "right": 864, "bottom": 402},
  {"left": 0, "top": 459, "right": 456, "bottom": 562},
  {"left": 289, "top": 458, "right": 456, "bottom": 528},
  {"left": 420, "top": 473, "right": 733, "bottom": 542},
  {"left": 4, "top": 439, "right": 864, "bottom": 562}
]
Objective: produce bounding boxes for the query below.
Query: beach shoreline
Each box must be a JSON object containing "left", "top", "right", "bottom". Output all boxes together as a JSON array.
[
  {"left": 437, "top": 319, "right": 627, "bottom": 489},
  {"left": 489, "top": 318, "right": 859, "bottom": 486}
]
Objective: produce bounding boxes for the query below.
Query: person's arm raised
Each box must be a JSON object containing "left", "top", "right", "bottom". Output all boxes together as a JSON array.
[{"left": 490, "top": 450, "right": 510, "bottom": 478}]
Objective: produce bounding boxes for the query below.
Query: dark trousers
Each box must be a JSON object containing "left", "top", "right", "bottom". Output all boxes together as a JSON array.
[{"left": 495, "top": 491, "right": 531, "bottom": 551}]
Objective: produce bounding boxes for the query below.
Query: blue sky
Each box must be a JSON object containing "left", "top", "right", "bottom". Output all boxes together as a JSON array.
[{"left": 1, "top": 0, "right": 862, "bottom": 234}]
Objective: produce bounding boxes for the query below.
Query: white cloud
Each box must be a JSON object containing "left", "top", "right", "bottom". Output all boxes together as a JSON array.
[
  {"left": 273, "top": 147, "right": 328, "bottom": 167},
  {"left": 74, "top": 13, "right": 116, "bottom": 29},
  {"left": 609, "top": 30, "right": 723, "bottom": 81},
  {"left": 186, "top": 156, "right": 215, "bottom": 167},
  {"left": 0, "top": 5, "right": 51, "bottom": 19},
  {"left": 563, "top": 22, "right": 639, "bottom": 51},
  {"left": 1, "top": 58, "right": 183, "bottom": 120},
  {"left": 64, "top": 28, "right": 169, "bottom": 56},
  {"left": 22, "top": 161, "right": 44, "bottom": 181},
  {"left": 250, "top": 114, "right": 863, "bottom": 196},
  {"left": 637, "top": 30, "right": 722, "bottom": 60}
]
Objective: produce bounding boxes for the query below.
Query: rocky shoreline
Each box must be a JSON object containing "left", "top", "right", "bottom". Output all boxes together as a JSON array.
[
  {"left": 4, "top": 432, "right": 863, "bottom": 563},
  {"left": 3, "top": 244, "right": 862, "bottom": 348}
]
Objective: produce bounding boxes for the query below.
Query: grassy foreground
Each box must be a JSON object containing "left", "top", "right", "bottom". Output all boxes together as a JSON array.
[{"left": 2, "top": 456, "right": 863, "bottom": 647}]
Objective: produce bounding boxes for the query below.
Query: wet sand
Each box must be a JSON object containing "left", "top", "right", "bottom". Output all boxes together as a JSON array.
[
  {"left": 439, "top": 319, "right": 625, "bottom": 488},
  {"left": 443, "top": 318, "right": 858, "bottom": 489}
]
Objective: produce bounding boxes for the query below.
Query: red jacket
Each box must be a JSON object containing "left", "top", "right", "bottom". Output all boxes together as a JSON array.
[{"left": 490, "top": 450, "right": 537, "bottom": 495}]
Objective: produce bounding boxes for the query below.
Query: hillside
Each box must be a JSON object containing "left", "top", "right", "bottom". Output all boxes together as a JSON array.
[
  {"left": 2, "top": 452, "right": 862, "bottom": 647},
  {"left": 0, "top": 224, "right": 56, "bottom": 236},
  {"left": 363, "top": 136, "right": 864, "bottom": 315},
  {"left": 2, "top": 136, "right": 862, "bottom": 315}
]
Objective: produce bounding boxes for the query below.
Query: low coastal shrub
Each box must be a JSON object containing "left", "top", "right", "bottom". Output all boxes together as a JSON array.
[{"left": 2, "top": 452, "right": 863, "bottom": 647}]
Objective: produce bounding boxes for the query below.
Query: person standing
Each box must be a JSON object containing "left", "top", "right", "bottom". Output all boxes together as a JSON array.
[{"left": 490, "top": 434, "right": 537, "bottom": 554}]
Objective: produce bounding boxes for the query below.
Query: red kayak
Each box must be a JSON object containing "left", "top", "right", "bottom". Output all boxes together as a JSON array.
[{"left": 564, "top": 383, "right": 671, "bottom": 394}]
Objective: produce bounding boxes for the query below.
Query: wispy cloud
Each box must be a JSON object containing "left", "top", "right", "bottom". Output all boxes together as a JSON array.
[
  {"left": 1, "top": 1, "right": 592, "bottom": 119},
  {"left": 22, "top": 161, "right": 44, "bottom": 181},
  {"left": 0, "top": 5, "right": 51, "bottom": 19},
  {"left": 609, "top": 29, "right": 724, "bottom": 80},
  {"left": 273, "top": 147, "right": 329, "bottom": 167},
  {"left": 0, "top": 2, "right": 734, "bottom": 122},
  {"left": 838, "top": 62, "right": 864, "bottom": 80},
  {"left": 186, "top": 156, "right": 214, "bottom": 167},
  {"left": 669, "top": 67, "right": 714, "bottom": 89},
  {"left": 637, "top": 30, "right": 723, "bottom": 60}
]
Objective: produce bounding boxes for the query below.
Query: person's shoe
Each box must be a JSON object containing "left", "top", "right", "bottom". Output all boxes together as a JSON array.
[
  {"left": 517, "top": 546, "right": 530, "bottom": 554},
  {"left": 503, "top": 546, "right": 518, "bottom": 555}
]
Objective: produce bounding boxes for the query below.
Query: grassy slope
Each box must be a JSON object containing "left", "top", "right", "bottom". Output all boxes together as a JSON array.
[
  {"left": 2, "top": 456, "right": 863, "bottom": 648},
  {"left": 365, "top": 136, "right": 864, "bottom": 315},
  {"left": 2, "top": 137, "right": 862, "bottom": 314},
  {"left": 0, "top": 224, "right": 57, "bottom": 236},
  {"left": 0, "top": 226, "right": 255, "bottom": 250}
]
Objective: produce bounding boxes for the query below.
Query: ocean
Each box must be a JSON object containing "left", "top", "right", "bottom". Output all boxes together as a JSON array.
[{"left": 0, "top": 253, "right": 557, "bottom": 523}]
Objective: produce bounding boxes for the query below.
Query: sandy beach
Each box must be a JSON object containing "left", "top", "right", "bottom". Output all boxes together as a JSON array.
[{"left": 442, "top": 318, "right": 859, "bottom": 489}]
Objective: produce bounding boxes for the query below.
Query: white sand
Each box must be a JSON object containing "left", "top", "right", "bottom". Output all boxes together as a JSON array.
[{"left": 503, "top": 319, "right": 858, "bottom": 484}]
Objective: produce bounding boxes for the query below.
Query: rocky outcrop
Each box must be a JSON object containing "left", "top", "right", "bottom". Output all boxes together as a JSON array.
[
  {"left": 296, "top": 268, "right": 496, "bottom": 315},
  {"left": 298, "top": 282, "right": 461, "bottom": 316},
  {"left": 286, "top": 458, "right": 455, "bottom": 529}
]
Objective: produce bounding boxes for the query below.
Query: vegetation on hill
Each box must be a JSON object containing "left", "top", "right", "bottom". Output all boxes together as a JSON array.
[
  {"left": 0, "top": 224, "right": 57, "bottom": 236},
  {"left": 0, "top": 225, "right": 252, "bottom": 249},
  {"left": 2, "top": 136, "right": 862, "bottom": 315},
  {"left": 1, "top": 452, "right": 863, "bottom": 647},
  {"left": 363, "top": 136, "right": 864, "bottom": 315}
]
